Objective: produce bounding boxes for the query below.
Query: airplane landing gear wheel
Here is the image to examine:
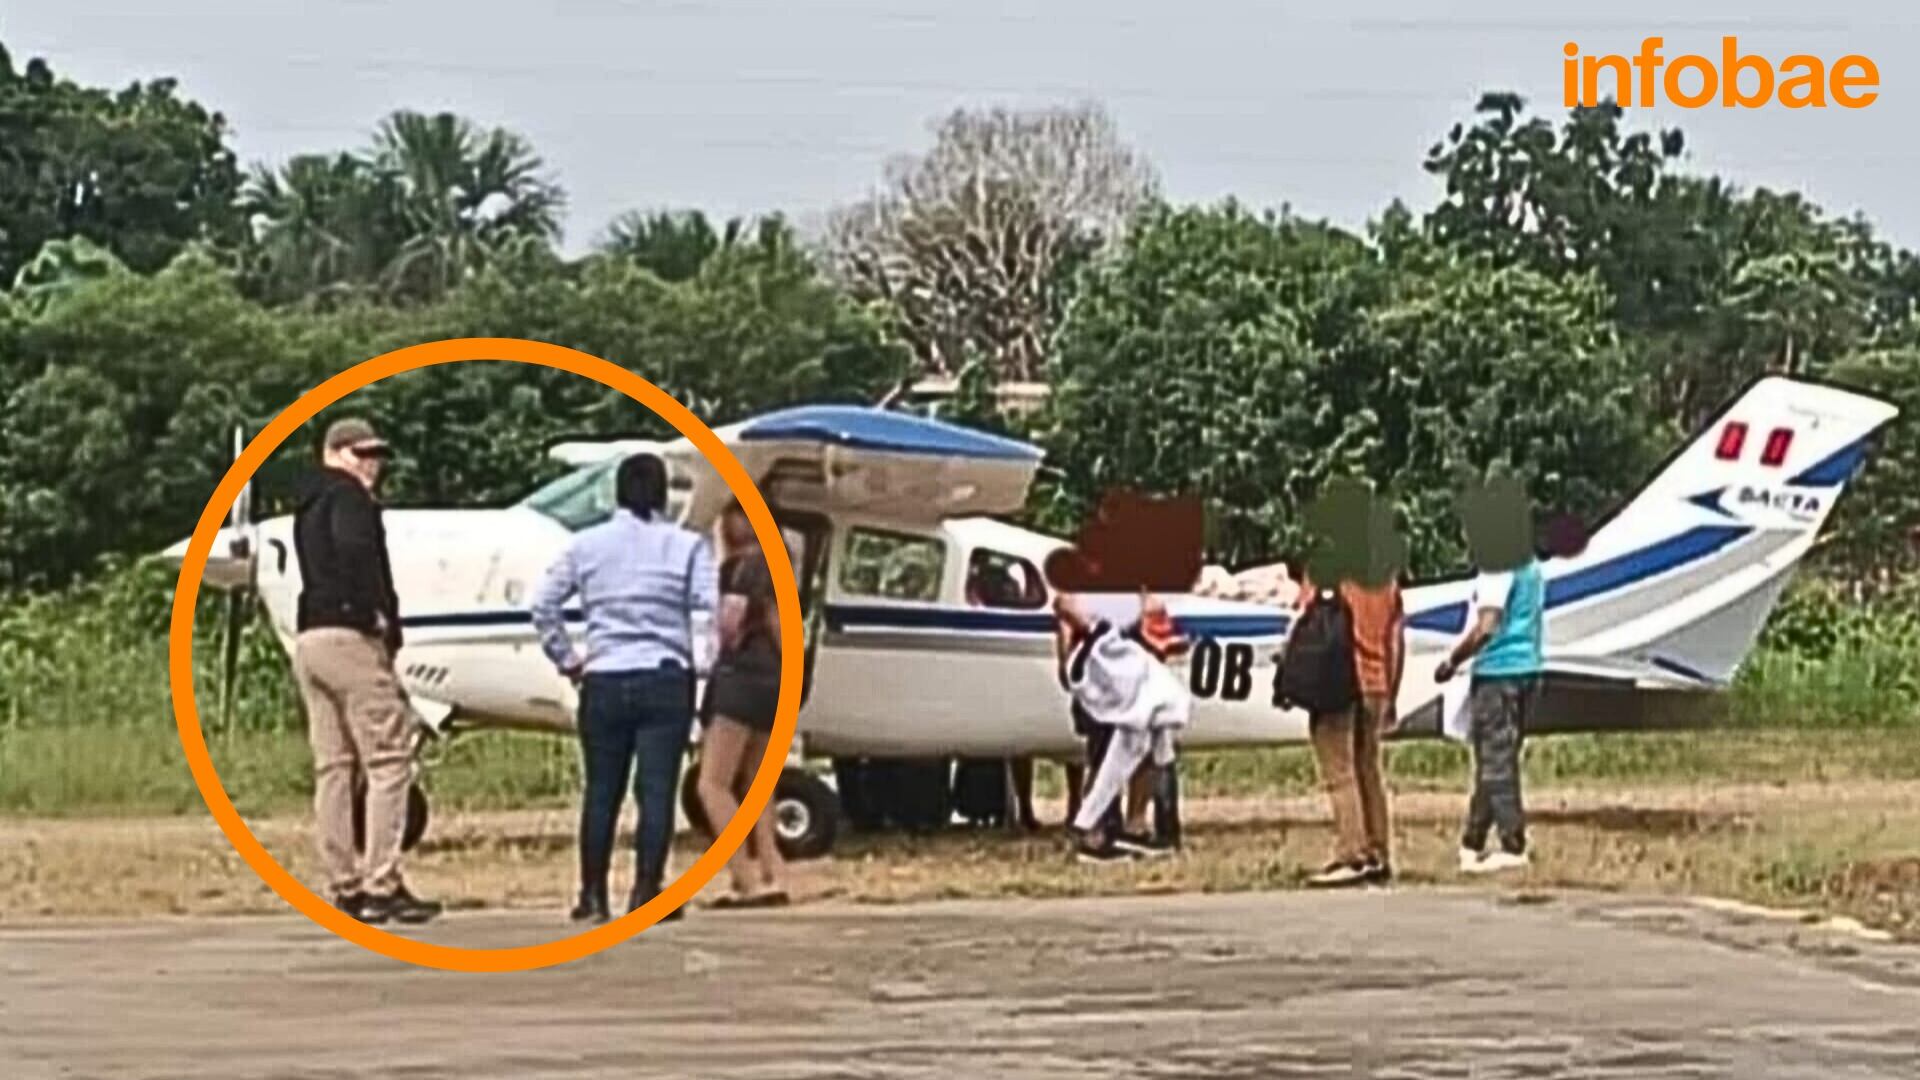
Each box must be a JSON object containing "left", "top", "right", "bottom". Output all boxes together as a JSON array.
[
  {"left": 771, "top": 770, "right": 839, "bottom": 861},
  {"left": 680, "top": 762, "right": 839, "bottom": 862},
  {"left": 352, "top": 780, "right": 430, "bottom": 854}
]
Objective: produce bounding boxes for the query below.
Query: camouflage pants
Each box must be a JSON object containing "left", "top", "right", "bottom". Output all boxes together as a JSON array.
[{"left": 1462, "top": 676, "right": 1538, "bottom": 855}]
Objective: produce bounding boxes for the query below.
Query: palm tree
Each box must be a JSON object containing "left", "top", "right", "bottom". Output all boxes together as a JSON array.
[
  {"left": 599, "top": 209, "right": 728, "bottom": 282},
  {"left": 240, "top": 153, "right": 401, "bottom": 304},
  {"left": 597, "top": 209, "right": 804, "bottom": 282},
  {"left": 368, "top": 110, "right": 565, "bottom": 300},
  {"left": 240, "top": 112, "right": 565, "bottom": 305}
]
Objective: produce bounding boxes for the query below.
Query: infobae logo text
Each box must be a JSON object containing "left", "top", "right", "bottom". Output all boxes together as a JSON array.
[{"left": 1564, "top": 37, "right": 1879, "bottom": 109}]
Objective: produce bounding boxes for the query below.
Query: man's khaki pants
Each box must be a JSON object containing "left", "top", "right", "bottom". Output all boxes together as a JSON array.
[
  {"left": 293, "top": 628, "right": 415, "bottom": 898},
  {"left": 1308, "top": 694, "right": 1393, "bottom": 866}
]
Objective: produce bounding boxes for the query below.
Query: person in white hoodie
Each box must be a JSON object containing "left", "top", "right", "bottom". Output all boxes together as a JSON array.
[{"left": 1056, "top": 590, "right": 1192, "bottom": 864}]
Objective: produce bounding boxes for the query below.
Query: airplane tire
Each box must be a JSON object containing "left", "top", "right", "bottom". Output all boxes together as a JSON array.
[
  {"left": 403, "top": 785, "right": 429, "bottom": 852},
  {"left": 679, "top": 762, "right": 839, "bottom": 862},
  {"left": 771, "top": 769, "right": 839, "bottom": 861},
  {"left": 351, "top": 780, "right": 430, "bottom": 854},
  {"left": 886, "top": 759, "right": 954, "bottom": 833},
  {"left": 833, "top": 757, "right": 887, "bottom": 833},
  {"left": 951, "top": 758, "right": 1010, "bottom": 827},
  {"left": 680, "top": 764, "right": 708, "bottom": 836}
]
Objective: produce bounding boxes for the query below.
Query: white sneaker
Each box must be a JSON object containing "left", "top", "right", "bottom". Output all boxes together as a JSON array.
[
  {"left": 1459, "top": 846, "right": 1484, "bottom": 872},
  {"left": 1467, "top": 850, "right": 1531, "bottom": 874}
]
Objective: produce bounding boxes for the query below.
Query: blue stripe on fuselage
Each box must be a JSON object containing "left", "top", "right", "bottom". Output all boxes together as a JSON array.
[
  {"left": 398, "top": 524, "right": 1753, "bottom": 639},
  {"left": 822, "top": 606, "right": 1291, "bottom": 639},
  {"left": 406, "top": 607, "right": 581, "bottom": 629},
  {"left": 1403, "top": 524, "right": 1751, "bottom": 636}
]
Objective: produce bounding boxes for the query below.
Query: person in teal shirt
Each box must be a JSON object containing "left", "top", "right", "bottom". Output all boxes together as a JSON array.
[
  {"left": 1435, "top": 554, "right": 1543, "bottom": 872},
  {"left": 1435, "top": 472, "right": 1561, "bottom": 874}
]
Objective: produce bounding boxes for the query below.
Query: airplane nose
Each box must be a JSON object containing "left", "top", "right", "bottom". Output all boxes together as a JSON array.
[{"left": 160, "top": 535, "right": 191, "bottom": 566}]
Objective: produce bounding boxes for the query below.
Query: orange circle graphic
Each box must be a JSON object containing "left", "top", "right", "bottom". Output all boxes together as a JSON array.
[{"left": 167, "top": 337, "right": 803, "bottom": 972}]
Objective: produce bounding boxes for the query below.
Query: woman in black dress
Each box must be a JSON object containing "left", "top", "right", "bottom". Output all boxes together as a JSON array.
[{"left": 695, "top": 504, "right": 789, "bottom": 907}]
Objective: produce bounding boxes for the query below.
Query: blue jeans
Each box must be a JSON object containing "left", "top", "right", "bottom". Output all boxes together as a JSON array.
[{"left": 577, "top": 666, "right": 695, "bottom": 897}]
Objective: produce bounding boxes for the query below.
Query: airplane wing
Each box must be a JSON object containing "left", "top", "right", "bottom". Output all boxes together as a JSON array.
[
  {"left": 546, "top": 439, "right": 667, "bottom": 468},
  {"left": 1395, "top": 655, "right": 1732, "bottom": 741},
  {"left": 667, "top": 405, "right": 1046, "bottom": 528}
]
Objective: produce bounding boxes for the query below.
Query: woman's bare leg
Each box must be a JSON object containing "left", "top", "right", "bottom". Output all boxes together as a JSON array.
[
  {"left": 731, "top": 728, "right": 789, "bottom": 896},
  {"left": 695, "top": 717, "right": 757, "bottom": 895}
]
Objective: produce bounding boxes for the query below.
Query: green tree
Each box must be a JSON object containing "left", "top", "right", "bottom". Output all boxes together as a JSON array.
[
  {"left": 0, "top": 41, "right": 245, "bottom": 284},
  {"left": 9, "top": 235, "right": 128, "bottom": 316},
  {"left": 238, "top": 153, "right": 406, "bottom": 306},
  {"left": 598, "top": 209, "right": 741, "bottom": 282},
  {"left": 0, "top": 251, "right": 297, "bottom": 587},
  {"left": 1423, "top": 94, "right": 1916, "bottom": 431},
  {"left": 1041, "top": 201, "right": 1648, "bottom": 573},
  {"left": 1424, "top": 94, "right": 1686, "bottom": 308},
  {"left": 1824, "top": 346, "right": 1920, "bottom": 584},
  {"left": 271, "top": 217, "right": 905, "bottom": 514},
  {"left": 237, "top": 110, "right": 565, "bottom": 306},
  {"left": 370, "top": 110, "right": 565, "bottom": 301}
]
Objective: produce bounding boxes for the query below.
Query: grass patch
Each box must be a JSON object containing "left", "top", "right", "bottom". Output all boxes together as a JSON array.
[
  {"left": 7, "top": 721, "right": 1918, "bottom": 818},
  {"left": 0, "top": 724, "right": 309, "bottom": 818},
  {"left": 0, "top": 723, "right": 583, "bottom": 818}
]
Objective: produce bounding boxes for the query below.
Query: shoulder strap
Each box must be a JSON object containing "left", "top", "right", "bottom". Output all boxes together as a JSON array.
[{"left": 683, "top": 533, "right": 702, "bottom": 602}]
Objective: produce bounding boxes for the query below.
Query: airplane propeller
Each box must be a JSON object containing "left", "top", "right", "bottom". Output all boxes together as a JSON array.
[{"left": 216, "top": 425, "right": 259, "bottom": 733}]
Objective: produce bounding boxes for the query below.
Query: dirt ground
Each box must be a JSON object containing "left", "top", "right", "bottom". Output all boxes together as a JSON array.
[
  {"left": 4, "top": 782, "right": 1918, "bottom": 1077},
  {"left": 3, "top": 782, "right": 1915, "bottom": 941},
  {"left": 5, "top": 890, "right": 1919, "bottom": 1079}
]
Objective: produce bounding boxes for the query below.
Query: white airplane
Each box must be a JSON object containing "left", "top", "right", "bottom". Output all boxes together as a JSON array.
[{"left": 164, "top": 375, "right": 1896, "bottom": 861}]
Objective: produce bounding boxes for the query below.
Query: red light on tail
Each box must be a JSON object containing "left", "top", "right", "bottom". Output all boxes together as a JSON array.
[
  {"left": 1761, "top": 427, "right": 1794, "bottom": 467},
  {"left": 1715, "top": 422, "right": 1748, "bottom": 461}
]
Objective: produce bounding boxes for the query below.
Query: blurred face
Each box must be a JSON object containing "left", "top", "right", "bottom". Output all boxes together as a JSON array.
[
  {"left": 721, "top": 507, "right": 755, "bottom": 552},
  {"left": 325, "top": 440, "right": 391, "bottom": 491}
]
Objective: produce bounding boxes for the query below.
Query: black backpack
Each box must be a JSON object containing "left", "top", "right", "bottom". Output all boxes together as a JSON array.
[{"left": 1275, "top": 587, "right": 1359, "bottom": 714}]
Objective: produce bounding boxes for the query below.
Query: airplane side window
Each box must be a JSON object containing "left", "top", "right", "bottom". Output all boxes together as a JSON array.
[
  {"left": 965, "top": 549, "right": 1047, "bottom": 610},
  {"left": 839, "top": 528, "right": 946, "bottom": 602}
]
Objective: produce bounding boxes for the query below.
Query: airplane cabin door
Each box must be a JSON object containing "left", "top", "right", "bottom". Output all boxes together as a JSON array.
[{"left": 770, "top": 510, "right": 831, "bottom": 710}]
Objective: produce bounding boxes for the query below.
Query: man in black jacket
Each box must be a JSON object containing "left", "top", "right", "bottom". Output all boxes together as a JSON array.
[{"left": 292, "top": 417, "right": 439, "bottom": 925}]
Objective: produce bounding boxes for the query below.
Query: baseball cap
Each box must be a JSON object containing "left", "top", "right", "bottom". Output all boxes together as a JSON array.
[{"left": 323, "top": 417, "right": 389, "bottom": 455}]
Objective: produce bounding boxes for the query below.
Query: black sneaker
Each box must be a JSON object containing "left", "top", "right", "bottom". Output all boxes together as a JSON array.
[
  {"left": 362, "top": 886, "right": 443, "bottom": 925},
  {"left": 330, "top": 891, "right": 369, "bottom": 920},
  {"left": 629, "top": 884, "right": 686, "bottom": 922},
  {"left": 1074, "top": 837, "right": 1136, "bottom": 865},
  {"left": 1112, "top": 831, "right": 1176, "bottom": 859},
  {"left": 570, "top": 887, "right": 611, "bottom": 924},
  {"left": 1362, "top": 859, "right": 1394, "bottom": 885}
]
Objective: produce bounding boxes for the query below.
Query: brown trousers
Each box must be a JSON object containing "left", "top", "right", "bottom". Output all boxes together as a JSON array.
[
  {"left": 1309, "top": 694, "right": 1392, "bottom": 865},
  {"left": 293, "top": 627, "right": 416, "bottom": 898}
]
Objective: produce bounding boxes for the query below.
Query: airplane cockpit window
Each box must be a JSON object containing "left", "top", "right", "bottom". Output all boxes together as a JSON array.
[
  {"left": 839, "top": 528, "right": 945, "bottom": 602},
  {"left": 519, "top": 457, "right": 697, "bottom": 532},
  {"left": 519, "top": 459, "right": 618, "bottom": 531},
  {"left": 964, "top": 549, "right": 1047, "bottom": 610}
]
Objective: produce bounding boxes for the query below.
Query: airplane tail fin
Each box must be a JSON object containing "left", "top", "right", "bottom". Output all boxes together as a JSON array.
[{"left": 1554, "top": 376, "right": 1898, "bottom": 686}]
